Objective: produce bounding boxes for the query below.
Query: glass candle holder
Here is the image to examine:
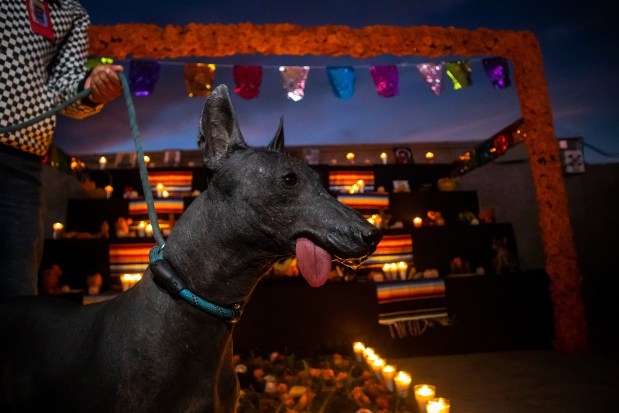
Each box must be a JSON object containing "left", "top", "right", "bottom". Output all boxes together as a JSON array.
[{"left": 414, "top": 384, "right": 437, "bottom": 413}]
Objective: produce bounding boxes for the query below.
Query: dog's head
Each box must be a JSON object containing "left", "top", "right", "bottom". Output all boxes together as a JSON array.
[{"left": 194, "top": 85, "right": 381, "bottom": 287}]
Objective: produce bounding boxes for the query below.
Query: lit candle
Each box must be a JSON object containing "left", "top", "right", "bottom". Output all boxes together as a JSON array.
[
  {"left": 367, "top": 216, "right": 375, "bottom": 226},
  {"left": 353, "top": 342, "right": 365, "bottom": 362},
  {"left": 52, "top": 222, "right": 64, "bottom": 240},
  {"left": 137, "top": 221, "right": 146, "bottom": 238},
  {"left": 413, "top": 217, "right": 423, "bottom": 228},
  {"left": 145, "top": 223, "right": 153, "bottom": 237},
  {"left": 425, "top": 151, "right": 435, "bottom": 163},
  {"left": 346, "top": 152, "right": 355, "bottom": 164},
  {"left": 155, "top": 183, "right": 164, "bottom": 198},
  {"left": 382, "top": 364, "right": 396, "bottom": 392},
  {"left": 371, "top": 214, "right": 382, "bottom": 229},
  {"left": 162, "top": 190, "right": 170, "bottom": 198},
  {"left": 394, "top": 371, "right": 412, "bottom": 397},
  {"left": 382, "top": 263, "right": 391, "bottom": 280},
  {"left": 363, "top": 347, "right": 377, "bottom": 364},
  {"left": 104, "top": 185, "right": 113, "bottom": 199},
  {"left": 397, "top": 261, "right": 408, "bottom": 280},
  {"left": 380, "top": 152, "right": 388, "bottom": 165},
  {"left": 120, "top": 273, "right": 142, "bottom": 291},
  {"left": 414, "top": 384, "right": 437, "bottom": 413},
  {"left": 350, "top": 183, "right": 359, "bottom": 194},
  {"left": 357, "top": 179, "right": 365, "bottom": 193},
  {"left": 98, "top": 156, "right": 107, "bottom": 170},
  {"left": 426, "top": 398, "right": 450, "bottom": 413},
  {"left": 371, "top": 357, "right": 385, "bottom": 380},
  {"left": 143, "top": 155, "right": 151, "bottom": 164}
]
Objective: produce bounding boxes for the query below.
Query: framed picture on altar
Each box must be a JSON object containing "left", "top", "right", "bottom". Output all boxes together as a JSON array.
[
  {"left": 163, "top": 150, "right": 182, "bottom": 167},
  {"left": 393, "top": 180, "right": 410, "bottom": 193},
  {"left": 114, "top": 152, "right": 137, "bottom": 168}
]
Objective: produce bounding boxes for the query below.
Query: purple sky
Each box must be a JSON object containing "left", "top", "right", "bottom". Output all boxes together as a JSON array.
[{"left": 54, "top": 0, "right": 619, "bottom": 164}]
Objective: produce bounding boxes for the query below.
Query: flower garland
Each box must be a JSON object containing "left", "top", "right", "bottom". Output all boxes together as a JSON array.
[
  {"left": 234, "top": 352, "right": 413, "bottom": 413},
  {"left": 88, "top": 23, "right": 588, "bottom": 353}
]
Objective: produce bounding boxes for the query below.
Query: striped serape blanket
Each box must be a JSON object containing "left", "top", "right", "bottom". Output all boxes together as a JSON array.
[
  {"left": 363, "top": 233, "right": 413, "bottom": 267},
  {"left": 109, "top": 243, "right": 153, "bottom": 276},
  {"left": 376, "top": 279, "right": 450, "bottom": 338},
  {"left": 336, "top": 193, "right": 389, "bottom": 210},
  {"left": 128, "top": 199, "right": 185, "bottom": 216},
  {"left": 147, "top": 171, "right": 193, "bottom": 198},
  {"left": 329, "top": 170, "right": 375, "bottom": 193}
]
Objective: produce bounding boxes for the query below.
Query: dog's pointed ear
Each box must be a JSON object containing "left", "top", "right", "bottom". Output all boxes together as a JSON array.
[
  {"left": 267, "top": 116, "right": 284, "bottom": 153},
  {"left": 197, "top": 84, "right": 248, "bottom": 170}
]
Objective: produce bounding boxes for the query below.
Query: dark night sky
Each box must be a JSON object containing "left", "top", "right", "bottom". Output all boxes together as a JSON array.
[{"left": 54, "top": 0, "right": 619, "bottom": 164}]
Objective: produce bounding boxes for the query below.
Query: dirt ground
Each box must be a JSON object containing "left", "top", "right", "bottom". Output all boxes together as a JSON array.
[{"left": 391, "top": 350, "right": 619, "bottom": 412}]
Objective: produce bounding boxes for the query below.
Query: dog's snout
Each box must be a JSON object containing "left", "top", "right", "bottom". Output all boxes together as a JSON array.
[{"left": 362, "top": 227, "right": 382, "bottom": 247}]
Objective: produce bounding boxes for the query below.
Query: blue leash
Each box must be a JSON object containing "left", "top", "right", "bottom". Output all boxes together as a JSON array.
[
  {"left": 1, "top": 72, "right": 242, "bottom": 322},
  {"left": 117, "top": 73, "right": 165, "bottom": 256}
]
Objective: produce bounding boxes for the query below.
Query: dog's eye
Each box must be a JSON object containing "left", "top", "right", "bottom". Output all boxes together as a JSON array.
[{"left": 282, "top": 173, "right": 298, "bottom": 186}]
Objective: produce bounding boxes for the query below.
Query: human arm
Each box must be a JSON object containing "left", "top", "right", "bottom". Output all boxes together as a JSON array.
[{"left": 47, "top": 3, "right": 121, "bottom": 119}]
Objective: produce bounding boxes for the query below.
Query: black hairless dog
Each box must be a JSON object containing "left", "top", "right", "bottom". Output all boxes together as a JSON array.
[{"left": 0, "top": 85, "right": 381, "bottom": 412}]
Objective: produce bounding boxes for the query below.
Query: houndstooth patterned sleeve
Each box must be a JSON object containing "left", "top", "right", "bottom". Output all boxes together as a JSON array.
[
  {"left": 0, "top": 0, "right": 101, "bottom": 156},
  {"left": 49, "top": 1, "right": 102, "bottom": 119}
]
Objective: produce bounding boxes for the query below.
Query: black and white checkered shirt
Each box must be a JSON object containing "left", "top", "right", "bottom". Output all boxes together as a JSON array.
[{"left": 0, "top": 0, "right": 102, "bottom": 156}]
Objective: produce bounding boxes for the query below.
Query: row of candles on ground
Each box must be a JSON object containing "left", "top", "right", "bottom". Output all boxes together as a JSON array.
[{"left": 353, "top": 342, "right": 450, "bottom": 413}]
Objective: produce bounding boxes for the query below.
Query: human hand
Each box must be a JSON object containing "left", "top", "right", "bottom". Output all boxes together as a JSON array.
[{"left": 84, "top": 64, "right": 124, "bottom": 104}]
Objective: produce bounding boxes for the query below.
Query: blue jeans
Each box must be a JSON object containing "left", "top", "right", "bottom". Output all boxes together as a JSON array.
[{"left": 0, "top": 149, "right": 44, "bottom": 298}]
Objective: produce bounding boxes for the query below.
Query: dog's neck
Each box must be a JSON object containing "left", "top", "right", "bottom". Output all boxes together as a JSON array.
[{"left": 157, "top": 190, "right": 280, "bottom": 310}]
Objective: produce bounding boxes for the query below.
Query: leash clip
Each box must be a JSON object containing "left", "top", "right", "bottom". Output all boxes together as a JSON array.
[{"left": 151, "top": 259, "right": 186, "bottom": 298}]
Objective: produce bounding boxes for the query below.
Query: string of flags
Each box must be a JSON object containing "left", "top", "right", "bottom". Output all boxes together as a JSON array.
[{"left": 89, "top": 56, "right": 511, "bottom": 101}]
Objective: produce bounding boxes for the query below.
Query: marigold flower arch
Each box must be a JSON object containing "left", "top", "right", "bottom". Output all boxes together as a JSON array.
[{"left": 89, "top": 23, "right": 588, "bottom": 353}]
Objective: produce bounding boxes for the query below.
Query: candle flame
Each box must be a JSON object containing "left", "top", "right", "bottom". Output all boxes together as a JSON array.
[
  {"left": 120, "top": 273, "right": 142, "bottom": 282},
  {"left": 383, "top": 364, "right": 396, "bottom": 373},
  {"left": 372, "top": 358, "right": 385, "bottom": 368},
  {"left": 415, "top": 384, "right": 435, "bottom": 397},
  {"left": 395, "top": 371, "right": 411, "bottom": 384},
  {"left": 427, "top": 397, "right": 450, "bottom": 413}
]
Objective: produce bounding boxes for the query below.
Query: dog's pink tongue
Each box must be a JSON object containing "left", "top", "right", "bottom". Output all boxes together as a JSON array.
[{"left": 296, "top": 238, "right": 332, "bottom": 287}]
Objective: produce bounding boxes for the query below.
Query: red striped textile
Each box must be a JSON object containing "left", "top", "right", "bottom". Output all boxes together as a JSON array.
[
  {"left": 129, "top": 199, "right": 185, "bottom": 215},
  {"left": 329, "top": 170, "right": 375, "bottom": 193},
  {"left": 336, "top": 193, "right": 388, "bottom": 210},
  {"left": 363, "top": 234, "right": 413, "bottom": 266},
  {"left": 376, "top": 279, "right": 449, "bottom": 337},
  {"left": 109, "top": 243, "right": 153, "bottom": 276},
  {"left": 376, "top": 279, "right": 445, "bottom": 303},
  {"left": 148, "top": 171, "right": 193, "bottom": 198}
]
